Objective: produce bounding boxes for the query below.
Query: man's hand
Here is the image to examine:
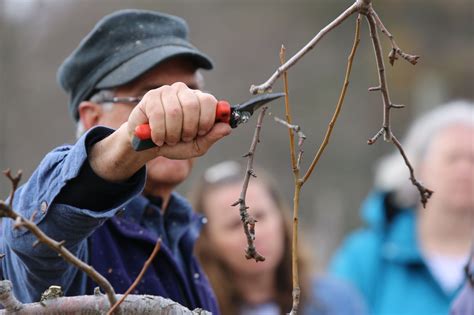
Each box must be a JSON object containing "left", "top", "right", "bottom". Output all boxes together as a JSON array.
[
  {"left": 127, "top": 82, "right": 230, "bottom": 159},
  {"left": 89, "top": 83, "right": 231, "bottom": 182}
]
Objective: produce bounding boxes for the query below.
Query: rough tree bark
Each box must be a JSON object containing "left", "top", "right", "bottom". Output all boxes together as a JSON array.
[{"left": 0, "top": 280, "right": 210, "bottom": 315}]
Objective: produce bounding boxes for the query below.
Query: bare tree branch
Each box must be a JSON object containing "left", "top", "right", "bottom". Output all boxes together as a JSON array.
[
  {"left": 0, "top": 281, "right": 210, "bottom": 315},
  {"left": 366, "top": 12, "right": 395, "bottom": 142},
  {"left": 0, "top": 172, "right": 118, "bottom": 309},
  {"left": 365, "top": 11, "right": 432, "bottom": 206},
  {"left": 249, "top": 1, "right": 364, "bottom": 95},
  {"left": 279, "top": 45, "right": 298, "bottom": 172},
  {"left": 370, "top": 8, "right": 420, "bottom": 66},
  {"left": 283, "top": 14, "right": 362, "bottom": 315},
  {"left": 279, "top": 46, "right": 299, "bottom": 315},
  {"left": 391, "top": 135, "right": 434, "bottom": 208},
  {"left": 279, "top": 47, "right": 302, "bottom": 315},
  {"left": 232, "top": 108, "right": 268, "bottom": 262},
  {"left": 2, "top": 169, "right": 21, "bottom": 209},
  {"left": 302, "top": 15, "right": 362, "bottom": 185}
]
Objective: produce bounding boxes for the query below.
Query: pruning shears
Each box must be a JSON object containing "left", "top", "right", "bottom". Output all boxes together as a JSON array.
[{"left": 132, "top": 92, "right": 285, "bottom": 151}]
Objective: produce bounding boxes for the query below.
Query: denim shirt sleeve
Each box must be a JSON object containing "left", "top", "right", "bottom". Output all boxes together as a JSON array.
[{"left": 0, "top": 126, "right": 146, "bottom": 303}]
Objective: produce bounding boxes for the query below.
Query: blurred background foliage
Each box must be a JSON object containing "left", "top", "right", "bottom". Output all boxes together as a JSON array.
[{"left": 1, "top": 0, "right": 472, "bottom": 268}]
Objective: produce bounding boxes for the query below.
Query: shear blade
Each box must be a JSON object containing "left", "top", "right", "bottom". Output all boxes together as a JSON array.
[{"left": 235, "top": 92, "right": 285, "bottom": 115}]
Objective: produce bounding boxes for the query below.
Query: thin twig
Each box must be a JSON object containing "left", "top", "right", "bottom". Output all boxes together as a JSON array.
[
  {"left": 289, "top": 181, "right": 301, "bottom": 315},
  {"left": 302, "top": 15, "right": 362, "bottom": 185},
  {"left": 365, "top": 12, "right": 432, "bottom": 206},
  {"left": 107, "top": 239, "right": 162, "bottom": 315},
  {"left": 0, "top": 172, "right": 118, "bottom": 309},
  {"left": 2, "top": 169, "right": 21, "bottom": 208},
  {"left": 279, "top": 46, "right": 302, "bottom": 315},
  {"left": 250, "top": 1, "right": 363, "bottom": 94},
  {"left": 280, "top": 45, "right": 298, "bottom": 172},
  {"left": 366, "top": 13, "right": 393, "bottom": 142},
  {"left": 274, "top": 117, "right": 306, "bottom": 170},
  {"left": 279, "top": 16, "right": 362, "bottom": 315},
  {"left": 370, "top": 8, "right": 420, "bottom": 66},
  {"left": 273, "top": 118, "right": 305, "bottom": 138},
  {"left": 279, "top": 47, "right": 307, "bottom": 171},
  {"left": 391, "top": 135, "right": 434, "bottom": 208},
  {"left": 367, "top": 127, "right": 384, "bottom": 145},
  {"left": 232, "top": 108, "right": 268, "bottom": 262}
]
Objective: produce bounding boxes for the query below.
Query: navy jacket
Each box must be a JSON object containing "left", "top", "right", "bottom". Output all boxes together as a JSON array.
[
  {"left": 87, "top": 194, "right": 218, "bottom": 311},
  {"left": 0, "top": 127, "right": 219, "bottom": 313}
]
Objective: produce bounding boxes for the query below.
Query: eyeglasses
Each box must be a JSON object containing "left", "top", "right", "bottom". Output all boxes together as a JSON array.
[
  {"left": 89, "top": 90, "right": 143, "bottom": 105},
  {"left": 98, "top": 96, "right": 143, "bottom": 105}
]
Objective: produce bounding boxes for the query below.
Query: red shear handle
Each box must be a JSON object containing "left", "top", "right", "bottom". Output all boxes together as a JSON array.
[
  {"left": 134, "top": 123, "right": 152, "bottom": 140},
  {"left": 133, "top": 100, "right": 231, "bottom": 143},
  {"left": 215, "top": 100, "right": 231, "bottom": 124}
]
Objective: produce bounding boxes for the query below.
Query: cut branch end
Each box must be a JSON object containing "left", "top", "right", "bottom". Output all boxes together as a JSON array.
[
  {"left": 368, "top": 86, "right": 382, "bottom": 92},
  {"left": 249, "top": 84, "right": 272, "bottom": 95}
]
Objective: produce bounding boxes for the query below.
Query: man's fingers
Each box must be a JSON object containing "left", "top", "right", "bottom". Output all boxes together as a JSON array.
[
  {"left": 196, "top": 91, "right": 217, "bottom": 136},
  {"left": 144, "top": 90, "right": 166, "bottom": 147},
  {"left": 178, "top": 87, "right": 200, "bottom": 142},
  {"left": 161, "top": 85, "right": 183, "bottom": 146},
  {"left": 127, "top": 96, "right": 150, "bottom": 135},
  {"left": 128, "top": 83, "right": 221, "bottom": 155}
]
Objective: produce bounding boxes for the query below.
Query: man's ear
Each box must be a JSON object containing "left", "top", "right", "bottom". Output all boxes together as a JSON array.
[{"left": 78, "top": 101, "right": 102, "bottom": 130}]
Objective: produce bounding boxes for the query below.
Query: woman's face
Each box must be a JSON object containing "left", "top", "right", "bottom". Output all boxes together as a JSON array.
[
  {"left": 420, "top": 124, "right": 474, "bottom": 212},
  {"left": 202, "top": 181, "right": 286, "bottom": 276}
]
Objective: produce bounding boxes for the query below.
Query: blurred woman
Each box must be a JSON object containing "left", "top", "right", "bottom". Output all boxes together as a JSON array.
[
  {"left": 330, "top": 100, "right": 474, "bottom": 315},
  {"left": 190, "top": 161, "right": 367, "bottom": 315}
]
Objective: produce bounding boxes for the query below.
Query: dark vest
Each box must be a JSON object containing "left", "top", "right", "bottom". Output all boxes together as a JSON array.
[{"left": 86, "top": 214, "right": 219, "bottom": 314}]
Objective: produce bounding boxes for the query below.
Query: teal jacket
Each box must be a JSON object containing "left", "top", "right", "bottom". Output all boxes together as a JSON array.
[{"left": 329, "top": 192, "right": 463, "bottom": 315}]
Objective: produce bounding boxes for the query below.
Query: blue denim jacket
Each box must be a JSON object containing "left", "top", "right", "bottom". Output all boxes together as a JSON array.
[{"left": 0, "top": 127, "right": 219, "bottom": 313}]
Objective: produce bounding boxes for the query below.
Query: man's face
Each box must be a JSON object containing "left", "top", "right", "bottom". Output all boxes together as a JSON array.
[{"left": 95, "top": 57, "right": 202, "bottom": 193}]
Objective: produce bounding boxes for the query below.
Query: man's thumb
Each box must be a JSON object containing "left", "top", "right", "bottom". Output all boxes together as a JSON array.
[{"left": 195, "top": 123, "right": 231, "bottom": 153}]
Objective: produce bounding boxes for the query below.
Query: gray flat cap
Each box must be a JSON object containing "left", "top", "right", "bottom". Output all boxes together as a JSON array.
[{"left": 57, "top": 9, "right": 213, "bottom": 121}]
